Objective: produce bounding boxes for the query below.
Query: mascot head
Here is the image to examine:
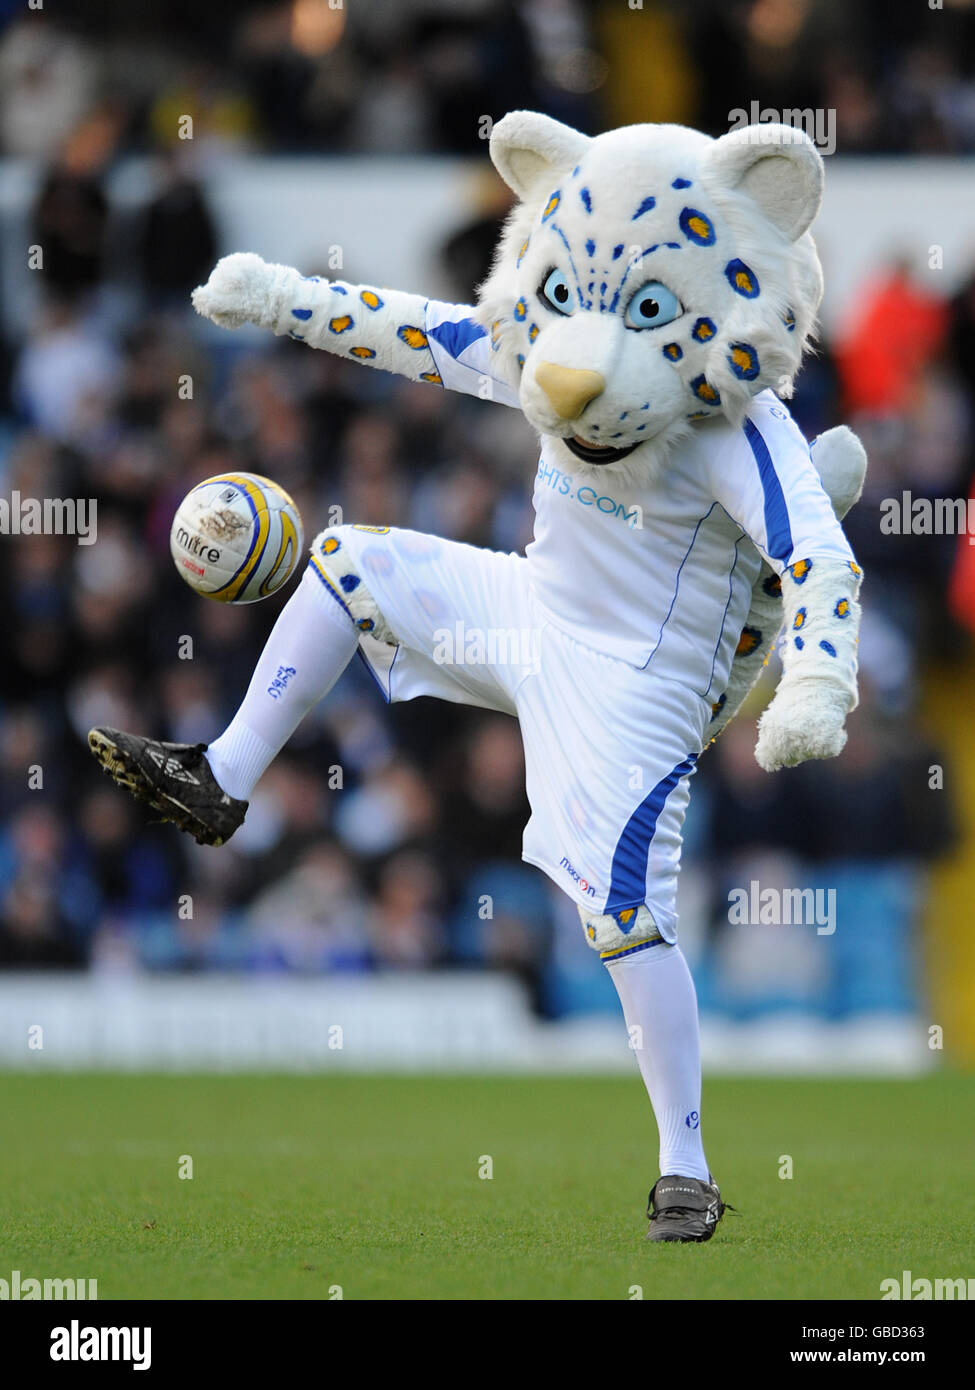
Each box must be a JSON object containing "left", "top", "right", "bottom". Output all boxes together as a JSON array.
[{"left": 477, "top": 113, "right": 824, "bottom": 475}]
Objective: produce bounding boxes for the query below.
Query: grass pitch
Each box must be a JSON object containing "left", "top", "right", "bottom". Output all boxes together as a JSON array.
[{"left": 0, "top": 1072, "right": 972, "bottom": 1300}]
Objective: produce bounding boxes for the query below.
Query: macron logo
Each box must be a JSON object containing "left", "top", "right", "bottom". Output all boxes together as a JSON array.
[
  {"left": 559, "top": 857, "right": 597, "bottom": 897},
  {"left": 50, "top": 1321, "right": 151, "bottom": 1371}
]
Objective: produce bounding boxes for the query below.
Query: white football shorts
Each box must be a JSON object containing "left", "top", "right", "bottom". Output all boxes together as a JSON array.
[{"left": 312, "top": 525, "right": 710, "bottom": 943}]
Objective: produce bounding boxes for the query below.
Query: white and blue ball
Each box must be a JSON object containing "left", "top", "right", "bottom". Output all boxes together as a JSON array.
[{"left": 170, "top": 472, "right": 304, "bottom": 603}]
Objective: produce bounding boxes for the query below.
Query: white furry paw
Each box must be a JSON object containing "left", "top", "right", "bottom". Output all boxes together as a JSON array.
[
  {"left": 191, "top": 252, "right": 278, "bottom": 330},
  {"left": 754, "top": 678, "right": 850, "bottom": 772}
]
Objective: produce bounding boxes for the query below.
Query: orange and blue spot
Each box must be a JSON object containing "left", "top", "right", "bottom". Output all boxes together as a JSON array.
[
  {"left": 728, "top": 342, "right": 760, "bottom": 380},
  {"left": 359, "top": 289, "right": 383, "bottom": 310},
  {"left": 737, "top": 625, "right": 762, "bottom": 655},
  {"left": 789, "top": 558, "right": 812, "bottom": 584},
  {"left": 793, "top": 607, "right": 807, "bottom": 630},
  {"left": 321, "top": 535, "right": 341, "bottom": 555},
  {"left": 679, "top": 207, "right": 716, "bottom": 246},
  {"left": 516, "top": 239, "right": 530, "bottom": 267},
  {"left": 541, "top": 190, "right": 561, "bottom": 222},
  {"left": 782, "top": 308, "right": 796, "bottom": 332},
  {"left": 834, "top": 598, "right": 850, "bottom": 618},
  {"left": 725, "top": 259, "right": 760, "bottom": 297},
  {"left": 397, "top": 325, "right": 428, "bottom": 349},
  {"left": 663, "top": 342, "right": 683, "bottom": 361},
  {"left": 513, "top": 298, "right": 528, "bottom": 321},
  {"left": 350, "top": 345, "right": 375, "bottom": 359},
  {"left": 691, "top": 375, "right": 720, "bottom": 404},
  {"left": 420, "top": 371, "right": 442, "bottom": 384},
  {"left": 329, "top": 315, "right": 353, "bottom": 334},
  {"left": 692, "top": 317, "right": 716, "bottom": 342}
]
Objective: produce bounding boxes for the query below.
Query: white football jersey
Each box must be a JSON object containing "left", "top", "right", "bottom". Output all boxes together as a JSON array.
[{"left": 425, "top": 297, "right": 854, "bottom": 699}]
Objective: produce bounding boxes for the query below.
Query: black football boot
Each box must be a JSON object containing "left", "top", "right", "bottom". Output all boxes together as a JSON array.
[
  {"left": 88, "top": 727, "right": 247, "bottom": 847},
  {"left": 646, "top": 1175, "right": 727, "bottom": 1243}
]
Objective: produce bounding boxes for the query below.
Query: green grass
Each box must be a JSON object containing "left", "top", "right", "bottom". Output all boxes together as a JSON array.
[{"left": 0, "top": 1073, "right": 972, "bottom": 1300}]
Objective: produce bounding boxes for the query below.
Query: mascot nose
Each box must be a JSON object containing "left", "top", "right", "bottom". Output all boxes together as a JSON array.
[{"left": 535, "top": 362, "right": 605, "bottom": 420}]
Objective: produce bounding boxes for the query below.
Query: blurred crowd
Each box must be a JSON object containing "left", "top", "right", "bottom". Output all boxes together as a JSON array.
[
  {"left": 1, "top": 0, "right": 975, "bottom": 162},
  {"left": 0, "top": 0, "right": 971, "bottom": 1019}
]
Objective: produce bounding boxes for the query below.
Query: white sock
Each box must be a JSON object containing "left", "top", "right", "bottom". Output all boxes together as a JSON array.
[
  {"left": 205, "top": 565, "right": 359, "bottom": 800},
  {"left": 606, "top": 944, "right": 710, "bottom": 1182}
]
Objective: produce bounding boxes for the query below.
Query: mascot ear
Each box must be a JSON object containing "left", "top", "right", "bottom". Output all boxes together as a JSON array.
[
  {"left": 490, "top": 111, "right": 591, "bottom": 200},
  {"left": 700, "top": 124, "right": 824, "bottom": 242}
]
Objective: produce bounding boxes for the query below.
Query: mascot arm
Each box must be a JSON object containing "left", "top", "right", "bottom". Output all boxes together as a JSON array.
[
  {"left": 707, "top": 425, "right": 866, "bottom": 746},
  {"left": 708, "top": 426, "right": 866, "bottom": 772},
  {"left": 193, "top": 252, "right": 447, "bottom": 386},
  {"left": 753, "top": 551, "right": 862, "bottom": 771}
]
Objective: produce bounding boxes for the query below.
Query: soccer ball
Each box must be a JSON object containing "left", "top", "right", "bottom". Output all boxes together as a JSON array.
[{"left": 170, "top": 472, "right": 304, "bottom": 603}]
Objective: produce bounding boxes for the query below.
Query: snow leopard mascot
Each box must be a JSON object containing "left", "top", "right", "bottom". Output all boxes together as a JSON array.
[{"left": 90, "top": 113, "right": 866, "bottom": 1243}]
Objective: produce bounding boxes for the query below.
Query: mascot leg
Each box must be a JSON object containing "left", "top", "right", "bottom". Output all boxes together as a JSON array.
[
  {"left": 88, "top": 526, "right": 397, "bottom": 845},
  {"left": 608, "top": 945, "right": 729, "bottom": 1241},
  {"left": 603, "top": 938, "right": 709, "bottom": 1179},
  {"left": 206, "top": 527, "right": 388, "bottom": 799},
  {"left": 580, "top": 905, "right": 726, "bottom": 1241}
]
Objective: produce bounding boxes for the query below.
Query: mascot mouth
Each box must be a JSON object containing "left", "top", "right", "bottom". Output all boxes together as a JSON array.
[{"left": 564, "top": 434, "right": 640, "bottom": 465}]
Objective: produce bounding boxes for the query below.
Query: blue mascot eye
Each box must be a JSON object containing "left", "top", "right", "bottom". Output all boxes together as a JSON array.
[
  {"left": 624, "top": 281, "right": 682, "bottom": 329},
  {"left": 539, "top": 267, "right": 573, "bottom": 316}
]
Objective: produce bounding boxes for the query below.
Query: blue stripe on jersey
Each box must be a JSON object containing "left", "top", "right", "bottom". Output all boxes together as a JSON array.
[
  {"left": 744, "top": 417, "right": 793, "bottom": 563},
  {"left": 605, "top": 753, "right": 698, "bottom": 913},
  {"left": 428, "top": 317, "right": 486, "bottom": 360}
]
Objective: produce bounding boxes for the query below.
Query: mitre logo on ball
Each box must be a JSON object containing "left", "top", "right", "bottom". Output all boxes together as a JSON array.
[{"left": 169, "top": 472, "right": 304, "bottom": 603}]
